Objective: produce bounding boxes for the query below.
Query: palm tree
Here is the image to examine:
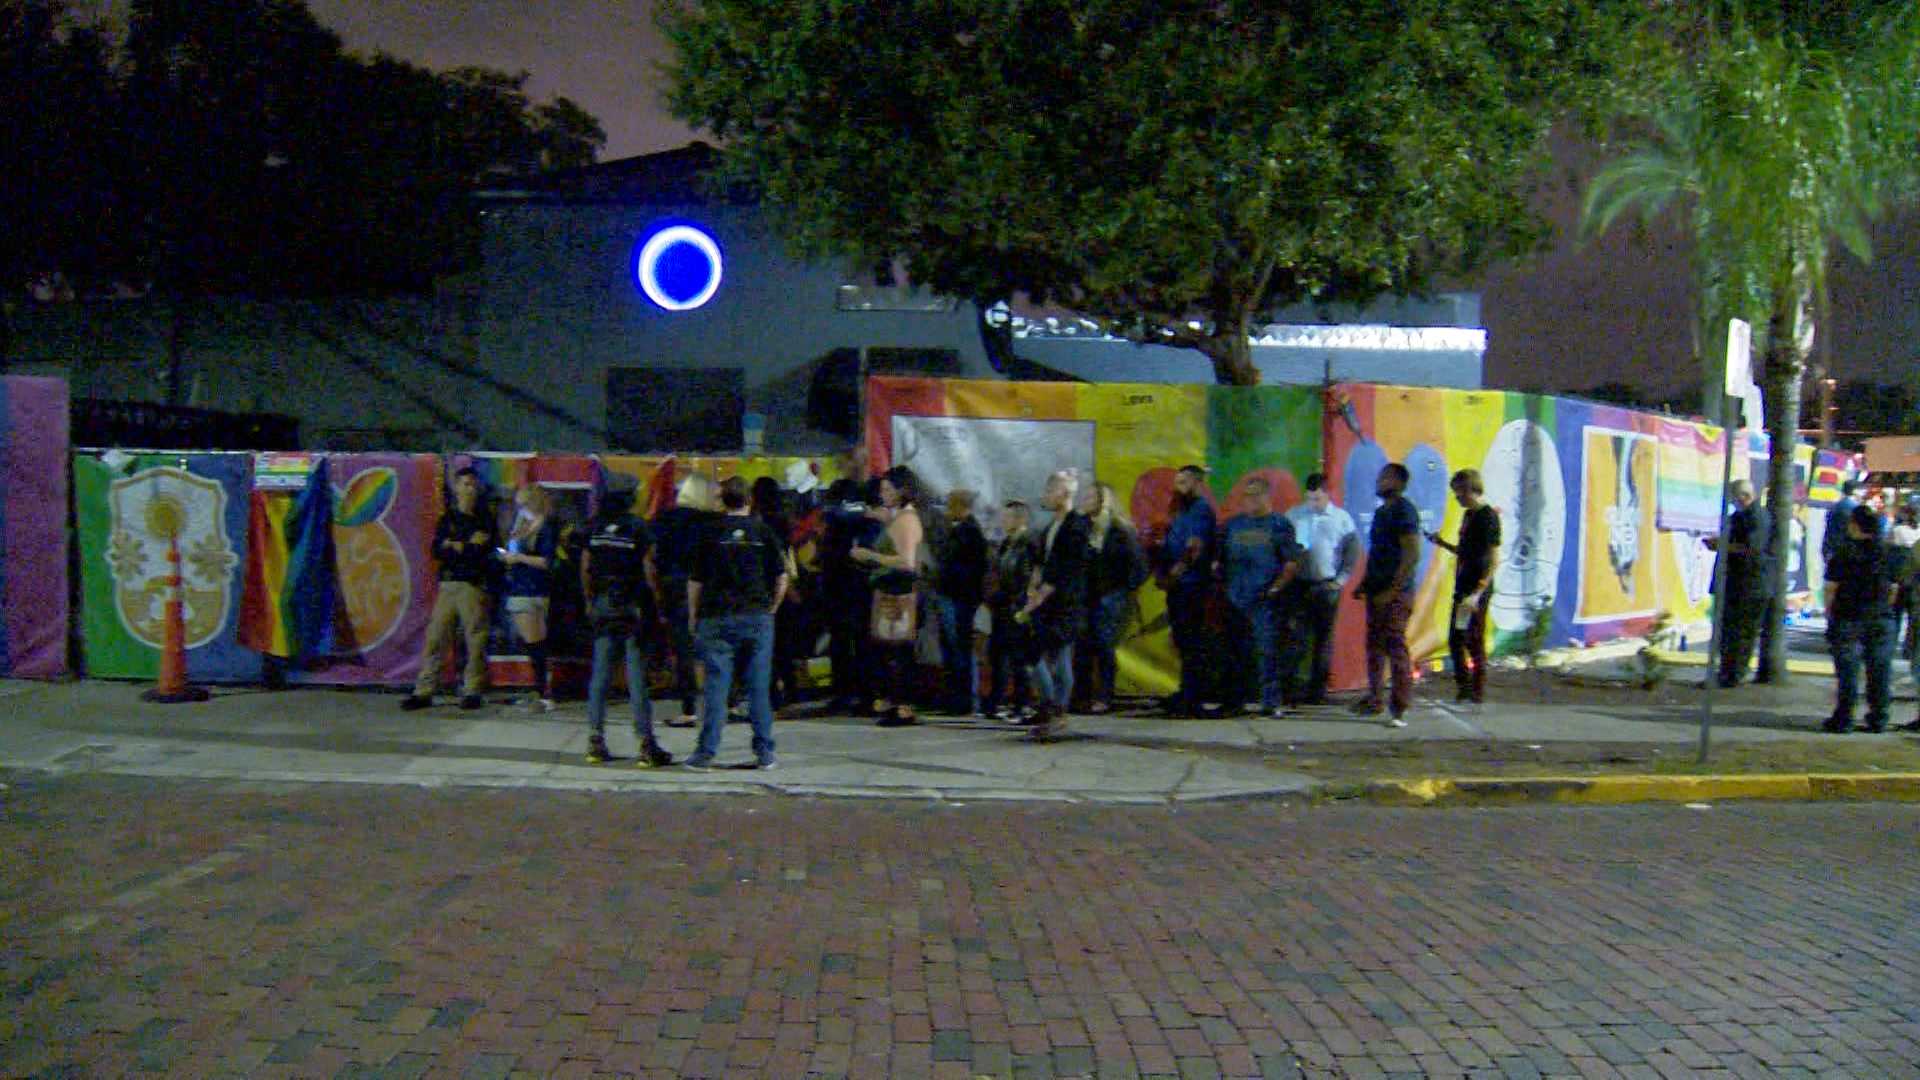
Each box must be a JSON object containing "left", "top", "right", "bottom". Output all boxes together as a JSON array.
[{"left": 1582, "top": 4, "right": 1920, "bottom": 682}]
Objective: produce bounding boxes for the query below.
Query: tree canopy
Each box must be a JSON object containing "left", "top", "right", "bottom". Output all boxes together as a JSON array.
[
  {"left": 662, "top": 0, "right": 1658, "bottom": 383},
  {"left": 1, "top": 0, "right": 607, "bottom": 300},
  {"left": 1581, "top": 0, "right": 1920, "bottom": 680}
]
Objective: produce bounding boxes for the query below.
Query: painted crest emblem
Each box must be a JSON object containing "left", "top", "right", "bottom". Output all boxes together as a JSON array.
[{"left": 106, "top": 467, "right": 238, "bottom": 648}]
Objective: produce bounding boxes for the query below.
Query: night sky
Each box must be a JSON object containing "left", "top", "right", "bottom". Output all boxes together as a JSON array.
[{"left": 249, "top": 2, "right": 1920, "bottom": 400}]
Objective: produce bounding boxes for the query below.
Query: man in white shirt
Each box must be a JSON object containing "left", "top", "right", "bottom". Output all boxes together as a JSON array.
[{"left": 1284, "top": 472, "right": 1360, "bottom": 705}]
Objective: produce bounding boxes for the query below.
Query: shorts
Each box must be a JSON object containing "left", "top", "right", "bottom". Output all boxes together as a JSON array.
[{"left": 505, "top": 596, "right": 550, "bottom": 617}]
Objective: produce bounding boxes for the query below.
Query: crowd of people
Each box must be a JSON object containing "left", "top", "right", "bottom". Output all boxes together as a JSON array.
[{"left": 398, "top": 457, "right": 1521, "bottom": 762}]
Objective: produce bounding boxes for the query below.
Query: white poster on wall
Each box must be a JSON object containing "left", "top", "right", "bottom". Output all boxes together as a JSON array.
[{"left": 891, "top": 415, "right": 1098, "bottom": 537}]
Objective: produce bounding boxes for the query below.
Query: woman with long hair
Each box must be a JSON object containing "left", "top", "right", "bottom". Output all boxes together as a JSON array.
[
  {"left": 1080, "top": 481, "right": 1148, "bottom": 713},
  {"left": 653, "top": 473, "right": 721, "bottom": 727},
  {"left": 852, "top": 466, "right": 924, "bottom": 726},
  {"left": 500, "top": 484, "right": 560, "bottom": 710}
]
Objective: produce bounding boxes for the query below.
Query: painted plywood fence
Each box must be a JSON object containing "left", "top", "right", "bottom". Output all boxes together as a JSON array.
[
  {"left": 72, "top": 450, "right": 846, "bottom": 686},
  {"left": 868, "top": 377, "right": 1860, "bottom": 695},
  {"left": 0, "top": 377, "right": 70, "bottom": 678}
]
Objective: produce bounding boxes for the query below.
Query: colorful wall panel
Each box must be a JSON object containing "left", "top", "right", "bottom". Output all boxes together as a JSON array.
[
  {"left": 0, "top": 377, "right": 70, "bottom": 678},
  {"left": 75, "top": 452, "right": 262, "bottom": 682},
  {"left": 866, "top": 376, "right": 1322, "bottom": 696}
]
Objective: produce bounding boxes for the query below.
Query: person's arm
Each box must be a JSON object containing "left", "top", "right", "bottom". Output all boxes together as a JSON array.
[
  {"left": 687, "top": 579, "right": 702, "bottom": 631},
  {"left": 580, "top": 549, "right": 595, "bottom": 602},
  {"left": 771, "top": 572, "right": 790, "bottom": 614},
  {"left": 432, "top": 516, "right": 460, "bottom": 559},
  {"left": 1391, "top": 529, "right": 1421, "bottom": 594},
  {"left": 1268, "top": 533, "right": 1301, "bottom": 595},
  {"left": 643, "top": 547, "right": 661, "bottom": 603},
  {"left": 1425, "top": 529, "right": 1458, "bottom": 555},
  {"left": 1334, "top": 522, "right": 1360, "bottom": 588}
]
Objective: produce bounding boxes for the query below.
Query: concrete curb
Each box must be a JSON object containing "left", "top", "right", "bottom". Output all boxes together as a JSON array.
[{"left": 1350, "top": 773, "right": 1920, "bottom": 807}]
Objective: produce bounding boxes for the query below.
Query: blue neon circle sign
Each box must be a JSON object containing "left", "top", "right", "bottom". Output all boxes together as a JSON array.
[{"left": 633, "top": 222, "right": 723, "bottom": 311}]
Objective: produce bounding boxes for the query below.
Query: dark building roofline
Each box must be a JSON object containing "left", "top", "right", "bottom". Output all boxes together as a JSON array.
[{"left": 474, "top": 141, "right": 753, "bottom": 206}]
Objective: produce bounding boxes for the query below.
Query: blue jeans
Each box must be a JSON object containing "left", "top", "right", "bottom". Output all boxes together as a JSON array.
[
  {"left": 1233, "top": 598, "right": 1285, "bottom": 710},
  {"left": 1029, "top": 642, "right": 1074, "bottom": 711},
  {"left": 1829, "top": 615, "right": 1896, "bottom": 728},
  {"left": 1086, "top": 592, "right": 1128, "bottom": 706},
  {"left": 695, "top": 613, "right": 776, "bottom": 761},
  {"left": 931, "top": 594, "right": 980, "bottom": 713},
  {"left": 586, "top": 630, "right": 654, "bottom": 741}
]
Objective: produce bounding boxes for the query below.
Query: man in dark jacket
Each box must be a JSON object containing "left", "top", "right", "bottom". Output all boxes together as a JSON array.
[
  {"left": 1823, "top": 504, "right": 1900, "bottom": 734},
  {"left": 1715, "top": 480, "right": 1772, "bottom": 688},
  {"left": 932, "top": 489, "right": 989, "bottom": 715},
  {"left": 402, "top": 467, "right": 496, "bottom": 711},
  {"left": 1017, "top": 469, "right": 1092, "bottom": 740}
]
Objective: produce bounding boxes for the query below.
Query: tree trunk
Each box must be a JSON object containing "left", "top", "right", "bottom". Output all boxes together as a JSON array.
[
  {"left": 1756, "top": 291, "right": 1808, "bottom": 685},
  {"left": 1200, "top": 330, "right": 1260, "bottom": 386}
]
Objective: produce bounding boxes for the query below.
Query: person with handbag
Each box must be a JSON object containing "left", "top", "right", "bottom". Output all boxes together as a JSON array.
[
  {"left": 580, "top": 475, "right": 672, "bottom": 767},
  {"left": 852, "top": 466, "right": 925, "bottom": 727}
]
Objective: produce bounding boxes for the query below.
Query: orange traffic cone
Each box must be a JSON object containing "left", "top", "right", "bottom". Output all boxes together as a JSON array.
[{"left": 142, "top": 532, "right": 209, "bottom": 703}]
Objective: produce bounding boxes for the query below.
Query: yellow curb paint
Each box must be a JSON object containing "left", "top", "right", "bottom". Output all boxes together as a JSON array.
[
  {"left": 1647, "top": 649, "right": 1833, "bottom": 676},
  {"left": 1362, "top": 773, "right": 1920, "bottom": 806}
]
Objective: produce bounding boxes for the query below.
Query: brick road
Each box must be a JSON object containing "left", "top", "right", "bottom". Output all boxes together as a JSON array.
[{"left": 3, "top": 775, "right": 1917, "bottom": 1079}]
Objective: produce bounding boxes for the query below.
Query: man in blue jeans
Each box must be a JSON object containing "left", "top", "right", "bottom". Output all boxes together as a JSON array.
[
  {"left": 580, "top": 476, "right": 673, "bottom": 767},
  {"left": 1218, "top": 477, "right": 1302, "bottom": 718},
  {"left": 686, "top": 476, "right": 789, "bottom": 769},
  {"left": 1017, "top": 469, "right": 1091, "bottom": 741},
  {"left": 1822, "top": 504, "right": 1899, "bottom": 735}
]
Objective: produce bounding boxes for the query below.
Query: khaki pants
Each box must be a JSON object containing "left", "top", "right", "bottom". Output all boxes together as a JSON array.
[{"left": 414, "top": 581, "right": 490, "bottom": 696}]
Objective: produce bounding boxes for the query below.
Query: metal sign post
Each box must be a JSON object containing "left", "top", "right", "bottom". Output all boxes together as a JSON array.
[{"left": 1700, "top": 319, "right": 1753, "bottom": 764}]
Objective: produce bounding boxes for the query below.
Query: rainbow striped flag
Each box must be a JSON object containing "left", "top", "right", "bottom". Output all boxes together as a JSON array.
[{"left": 239, "top": 458, "right": 341, "bottom": 659}]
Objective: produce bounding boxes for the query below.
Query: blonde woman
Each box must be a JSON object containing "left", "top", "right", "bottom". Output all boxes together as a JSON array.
[
  {"left": 500, "top": 484, "right": 560, "bottom": 710},
  {"left": 653, "top": 472, "right": 722, "bottom": 726},
  {"left": 1079, "top": 481, "right": 1148, "bottom": 713},
  {"left": 852, "top": 466, "right": 924, "bottom": 726}
]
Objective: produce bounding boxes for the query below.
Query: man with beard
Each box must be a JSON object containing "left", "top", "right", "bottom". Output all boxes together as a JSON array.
[{"left": 1158, "top": 464, "right": 1219, "bottom": 716}]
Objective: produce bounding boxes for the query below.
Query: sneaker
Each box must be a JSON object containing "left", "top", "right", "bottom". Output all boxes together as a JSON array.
[
  {"left": 1349, "top": 698, "right": 1384, "bottom": 716},
  {"left": 637, "top": 741, "right": 674, "bottom": 768},
  {"left": 728, "top": 703, "right": 749, "bottom": 723},
  {"left": 1821, "top": 716, "right": 1853, "bottom": 734},
  {"left": 586, "top": 737, "right": 613, "bottom": 764},
  {"left": 755, "top": 755, "right": 778, "bottom": 770},
  {"left": 1899, "top": 719, "right": 1920, "bottom": 733},
  {"left": 667, "top": 713, "right": 697, "bottom": 728},
  {"left": 1269, "top": 706, "right": 1293, "bottom": 720},
  {"left": 876, "top": 708, "right": 919, "bottom": 728},
  {"left": 1027, "top": 720, "right": 1066, "bottom": 743},
  {"left": 458, "top": 694, "right": 485, "bottom": 710},
  {"left": 400, "top": 694, "right": 433, "bottom": 711},
  {"left": 1386, "top": 712, "right": 1408, "bottom": 729},
  {"left": 681, "top": 755, "right": 715, "bottom": 771},
  {"left": 539, "top": 698, "right": 557, "bottom": 713}
]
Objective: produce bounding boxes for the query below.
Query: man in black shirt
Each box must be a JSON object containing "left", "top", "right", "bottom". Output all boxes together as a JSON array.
[
  {"left": 581, "top": 476, "right": 671, "bottom": 767},
  {"left": 686, "top": 476, "right": 789, "bottom": 769},
  {"left": 1017, "top": 469, "right": 1091, "bottom": 740},
  {"left": 1822, "top": 504, "right": 1899, "bottom": 734},
  {"left": 402, "top": 467, "right": 496, "bottom": 711},
  {"left": 1715, "top": 480, "right": 1772, "bottom": 688},
  {"left": 1427, "top": 469, "right": 1501, "bottom": 704},
  {"left": 933, "top": 489, "right": 989, "bottom": 716},
  {"left": 1354, "top": 462, "right": 1422, "bottom": 726}
]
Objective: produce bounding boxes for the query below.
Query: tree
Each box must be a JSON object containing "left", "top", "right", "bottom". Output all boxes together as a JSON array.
[
  {"left": 1582, "top": 2, "right": 1920, "bottom": 681},
  {"left": 661, "top": 0, "right": 1654, "bottom": 384}
]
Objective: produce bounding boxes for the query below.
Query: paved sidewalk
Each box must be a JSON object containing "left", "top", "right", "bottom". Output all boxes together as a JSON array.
[{"left": 3, "top": 670, "right": 1907, "bottom": 804}]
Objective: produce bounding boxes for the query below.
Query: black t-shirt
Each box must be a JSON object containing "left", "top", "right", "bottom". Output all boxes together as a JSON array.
[
  {"left": 691, "top": 513, "right": 786, "bottom": 618},
  {"left": 1453, "top": 504, "right": 1501, "bottom": 598},
  {"left": 1828, "top": 539, "right": 1897, "bottom": 621},
  {"left": 652, "top": 505, "right": 715, "bottom": 580},
  {"left": 586, "top": 513, "right": 653, "bottom": 607},
  {"left": 1361, "top": 493, "right": 1421, "bottom": 595}
]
